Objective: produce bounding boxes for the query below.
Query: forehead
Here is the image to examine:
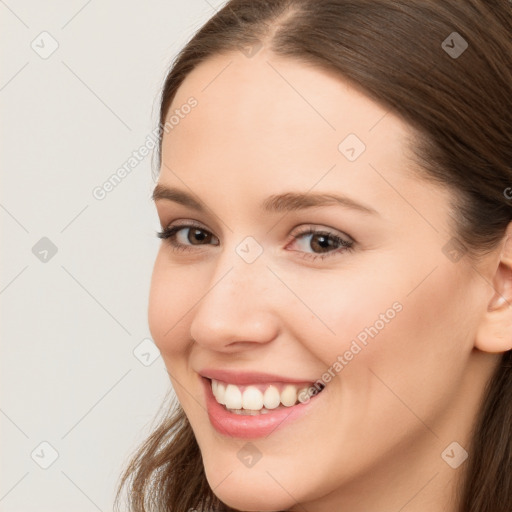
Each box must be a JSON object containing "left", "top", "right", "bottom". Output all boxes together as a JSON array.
[
  {"left": 159, "top": 50, "right": 451, "bottom": 231},
  {"left": 168, "top": 52, "right": 406, "bottom": 165},
  {"left": 166, "top": 49, "right": 409, "bottom": 155}
]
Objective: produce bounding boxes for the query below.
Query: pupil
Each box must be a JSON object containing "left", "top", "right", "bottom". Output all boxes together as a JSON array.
[
  {"left": 318, "top": 236, "right": 328, "bottom": 247},
  {"left": 313, "top": 234, "right": 332, "bottom": 252},
  {"left": 191, "top": 229, "right": 207, "bottom": 244}
]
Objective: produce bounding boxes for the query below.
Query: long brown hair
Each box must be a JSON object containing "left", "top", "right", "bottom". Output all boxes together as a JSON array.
[{"left": 115, "top": 1, "right": 512, "bottom": 510}]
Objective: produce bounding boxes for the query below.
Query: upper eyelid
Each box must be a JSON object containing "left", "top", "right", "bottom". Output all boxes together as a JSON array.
[
  {"left": 161, "top": 219, "right": 213, "bottom": 233},
  {"left": 293, "top": 226, "right": 353, "bottom": 241}
]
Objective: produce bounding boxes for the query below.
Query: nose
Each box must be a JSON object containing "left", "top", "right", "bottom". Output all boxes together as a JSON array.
[{"left": 189, "top": 252, "right": 280, "bottom": 352}]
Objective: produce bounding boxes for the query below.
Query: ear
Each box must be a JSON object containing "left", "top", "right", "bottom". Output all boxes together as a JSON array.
[{"left": 475, "top": 223, "right": 512, "bottom": 353}]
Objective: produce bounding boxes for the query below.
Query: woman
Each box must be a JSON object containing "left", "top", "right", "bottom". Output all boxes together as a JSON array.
[{"left": 115, "top": 1, "right": 512, "bottom": 510}]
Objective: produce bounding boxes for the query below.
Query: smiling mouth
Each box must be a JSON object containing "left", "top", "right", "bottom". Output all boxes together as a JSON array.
[{"left": 209, "top": 378, "right": 325, "bottom": 415}]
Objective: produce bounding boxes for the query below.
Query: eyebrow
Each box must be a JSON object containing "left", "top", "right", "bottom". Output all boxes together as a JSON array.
[{"left": 152, "top": 184, "right": 379, "bottom": 216}]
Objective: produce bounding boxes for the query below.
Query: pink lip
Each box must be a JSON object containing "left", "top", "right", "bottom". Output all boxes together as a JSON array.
[
  {"left": 199, "top": 368, "right": 317, "bottom": 386},
  {"left": 200, "top": 376, "right": 325, "bottom": 439}
]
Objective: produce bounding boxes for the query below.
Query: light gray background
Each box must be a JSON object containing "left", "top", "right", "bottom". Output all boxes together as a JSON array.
[{"left": 1, "top": 1, "right": 227, "bottom": 510}]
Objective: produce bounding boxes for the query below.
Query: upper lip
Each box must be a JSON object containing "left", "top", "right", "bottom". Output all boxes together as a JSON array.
[{"left": 199, "top": 368, "right": 317, "bottom": 386}]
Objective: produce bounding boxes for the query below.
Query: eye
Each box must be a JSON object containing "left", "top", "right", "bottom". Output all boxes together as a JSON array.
[
  {"left": 286, "top": 226, "right": 354, "bottom": 261},
  {"left": 156, "top": 223, "right": 219, "bottom": 252},
  {"left": 156, "top": 222, "right": 354, "bottom": 261}
]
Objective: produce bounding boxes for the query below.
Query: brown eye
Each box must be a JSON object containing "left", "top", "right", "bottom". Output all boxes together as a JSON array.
[
  {"left": 186, "top": 228, "right": 214, "bottom": 245},
  {"left": 290, "top": 228, "right": 353, "bottom": 254},
  {"left": 308, "top": 233, "right": 341, "bottom": 253},
  {"left": 156, "top": 224, "right": 219, "bottom": 249},
  {"left": 286, "top": 226, "right": 355, "bottom": 263}
]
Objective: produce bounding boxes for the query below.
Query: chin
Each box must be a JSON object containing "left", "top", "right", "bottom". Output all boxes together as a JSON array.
[{"left": 204, "top": 468, "right": 297, "bottom": 512}]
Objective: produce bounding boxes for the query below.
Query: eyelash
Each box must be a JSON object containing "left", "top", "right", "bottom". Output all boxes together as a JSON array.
[{"left": 156, "top": 223, "right": 355, "bottom": 262}]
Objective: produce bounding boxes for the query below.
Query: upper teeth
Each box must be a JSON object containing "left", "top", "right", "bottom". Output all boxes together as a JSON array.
[{"left": 211, "top": 378, "right": 319, "bottom": 410}]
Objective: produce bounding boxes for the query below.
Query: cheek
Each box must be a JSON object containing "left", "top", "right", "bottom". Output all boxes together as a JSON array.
[
  {"left": 343, "top": 263, "right": 475, "bottom": 426},
  {"left": 285, "top": 258, "right": 474, "bottom": 414},
  {"left": 147, "top": 252, "right": 198, "bottom": 357},
  {"left": 294, "top": 252, "right": 471, "bottom": 359},
  {"left": 274, "top": 263, "right": 399, "bottom": 367}
]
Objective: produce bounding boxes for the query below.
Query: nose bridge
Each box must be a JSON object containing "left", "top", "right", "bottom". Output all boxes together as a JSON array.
[
  {"left": 189, "top": 243, "right": 277, "bottom": 347},
  {"left": 211, "top": 260, "right": 251, "bottom": 308}
]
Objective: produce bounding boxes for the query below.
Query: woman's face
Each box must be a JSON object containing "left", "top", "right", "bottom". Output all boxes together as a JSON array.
[{"left": 149, "top": 49, "right": 497, "bottom": 511}]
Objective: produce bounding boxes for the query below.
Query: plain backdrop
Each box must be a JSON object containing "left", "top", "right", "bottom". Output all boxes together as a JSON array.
[{"left": 0, "top": 1, "right": 228, "bottom": 510}]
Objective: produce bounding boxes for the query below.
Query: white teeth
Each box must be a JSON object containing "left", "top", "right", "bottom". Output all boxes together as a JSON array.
[
  {"left": 210, "top": 379, "right": 321, "bottom": 411},
  {"left": 280, "top": 384, "right": 298, "bottom": 407},
  {"left": 242, "top": 386, "right": 264, "bottom": 410},
  {"left": 263, "top": 385, "right": 281, "bottom": 409},
  {"left": 216, "top": 382, "right": 226, "bottom": 405},
  {"left": 224, "top": 384, "right": 242, "bottom": 409}
]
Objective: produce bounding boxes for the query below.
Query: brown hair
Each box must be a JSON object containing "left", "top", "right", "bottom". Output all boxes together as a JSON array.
[{"left": 115, "top": 1, "right": 512, "bottom": 510}]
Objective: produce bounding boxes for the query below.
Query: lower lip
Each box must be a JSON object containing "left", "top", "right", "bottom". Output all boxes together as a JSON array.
[{"left": 201, "top": 376, "right": 324, "bottom": 439}]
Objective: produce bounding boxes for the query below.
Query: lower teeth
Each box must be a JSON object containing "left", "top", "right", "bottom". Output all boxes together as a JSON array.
[{"left": 226, "top": 406, "right": 282, "bottom": 415}]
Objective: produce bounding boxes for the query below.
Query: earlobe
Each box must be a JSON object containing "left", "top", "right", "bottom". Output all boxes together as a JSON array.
[
  {"left": 475, "top": 229, "right": 512, "bottom": 353},
  {"left": 475, "top": 300, "right": 512, "bottom": 352}
]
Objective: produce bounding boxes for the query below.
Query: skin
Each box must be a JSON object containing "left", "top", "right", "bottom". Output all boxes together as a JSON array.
[{"left": 148, "top": 48, "right": 512, "bottom": 512}]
